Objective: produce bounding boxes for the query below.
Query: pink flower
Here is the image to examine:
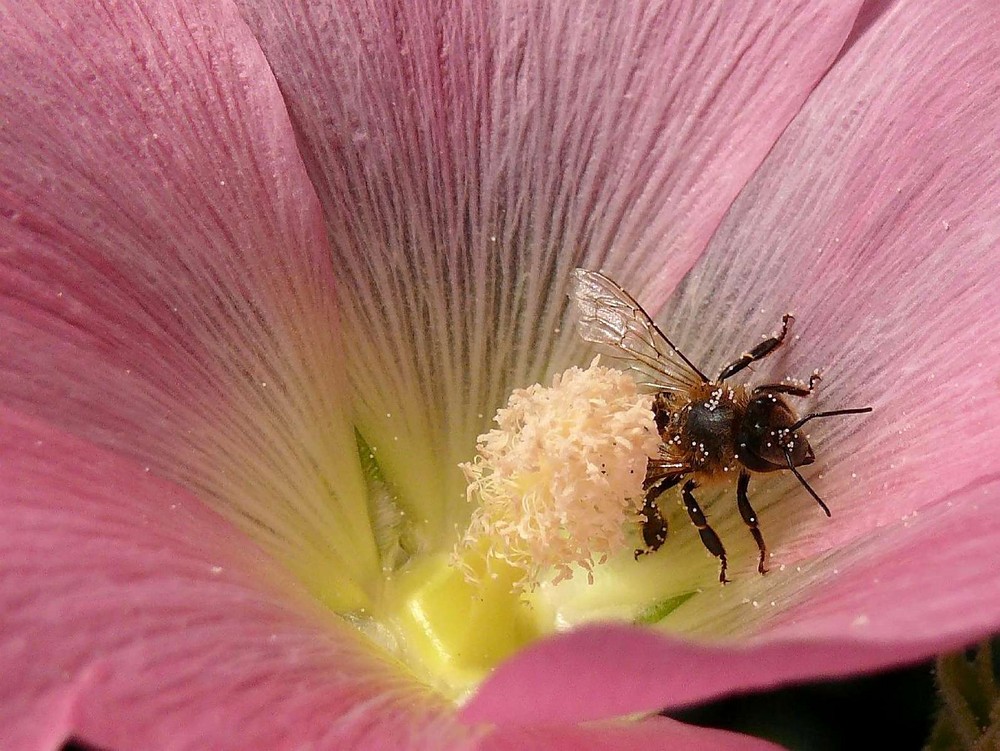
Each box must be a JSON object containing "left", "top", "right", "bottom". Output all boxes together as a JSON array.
[{"left": 2, "top": 1, "right": 998, "bottom": 749}]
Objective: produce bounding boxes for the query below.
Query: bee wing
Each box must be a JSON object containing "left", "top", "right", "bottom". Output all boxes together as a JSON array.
[{"left": 569, "top": 268, "right": 707, "bottom": 393}]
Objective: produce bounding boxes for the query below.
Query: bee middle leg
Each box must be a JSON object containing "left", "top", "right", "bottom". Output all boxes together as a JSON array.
[
  {"left": 737, "top": 471, "right": 768, "bottom": 574},
  {"left": 635, "top": 475, "right": 682, "bottom": 559},
  {"left": 718, "top": 313, "right": 793, "bottom": 381},
  {"left": 682, "top": 479, "right": 729, "bottom": 584}
]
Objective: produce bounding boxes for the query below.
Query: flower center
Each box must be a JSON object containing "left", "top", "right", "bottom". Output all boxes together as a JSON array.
[
  {"left": 382, "top": 551, "right": 539, "bottom": 698},
  {"left": 368, "top": 360, "right": 675, "bottom": 698}
]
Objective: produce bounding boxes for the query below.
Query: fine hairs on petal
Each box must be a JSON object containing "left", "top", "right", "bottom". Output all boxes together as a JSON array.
[{"left": 458, "top": 358, "right": 659, "bottom": 590}]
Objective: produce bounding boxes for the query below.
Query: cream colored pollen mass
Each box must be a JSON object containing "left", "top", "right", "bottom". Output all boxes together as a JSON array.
[{"left": 458, "top": 357, "right": 660, "bottom": 590}]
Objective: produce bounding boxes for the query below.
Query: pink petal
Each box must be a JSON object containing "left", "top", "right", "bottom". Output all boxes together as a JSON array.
[
  {"left": 0, "top": 408, "right": 468, "bottom": 751},
  {"left": 464, "top": 622, "right": 944, "bottom": 726},
  {"left": 467, "top": 0, "right": 1000, "bottom": 724},
  {"left": 478, "top": 715, "right": 783, "bottom": 751},
  {"left": 235, "top": 0, "right": 864, "bottom": 532},
  {"left": 0, "top": 0, "right": 377, "bottom": 602}
]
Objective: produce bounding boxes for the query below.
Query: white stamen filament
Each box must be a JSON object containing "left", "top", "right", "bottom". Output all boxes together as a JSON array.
[{"left": 457, "top": 358, "right": 659, "bottom": 590}]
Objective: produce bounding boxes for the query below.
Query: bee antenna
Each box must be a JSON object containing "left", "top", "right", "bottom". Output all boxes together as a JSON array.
[
  {"left": 788, "top": 406, "right": 873, "bottom": 433},
  {"left": 783, "top": 447, "right": 831, "bottom": 517}
]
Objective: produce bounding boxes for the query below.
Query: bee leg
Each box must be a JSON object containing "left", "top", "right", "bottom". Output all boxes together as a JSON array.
[
  {"left": 682, "top": 479, "right": 729, "bottom": 584},
  {"left": 737, "top": 471, "right": 768, "bottom": 574},
  {"left": 752, "top": 372, "right": 821, "bottom": 399},
  {"left": 635, "top": 475, "right": 681, "bottom": 559},
  {"left": 717, "top": 313, "right": 793, "bottom": 381}
]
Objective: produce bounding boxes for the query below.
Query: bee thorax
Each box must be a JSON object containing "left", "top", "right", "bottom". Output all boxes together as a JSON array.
[{"left": 667, "top": 393, "right": 742, "bottom": 471}]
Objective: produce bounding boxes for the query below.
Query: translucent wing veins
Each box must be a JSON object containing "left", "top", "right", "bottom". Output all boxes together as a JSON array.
[{"left": 569, "top": 268, "right": 708, "bottom": 392}]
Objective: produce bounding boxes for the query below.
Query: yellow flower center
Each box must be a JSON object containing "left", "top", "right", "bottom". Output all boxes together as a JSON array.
[{"left": 375, "top": 359, "right": 665, "bottom": 697}]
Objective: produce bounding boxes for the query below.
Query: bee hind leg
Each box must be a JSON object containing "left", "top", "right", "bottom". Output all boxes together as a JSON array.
[
  {"left": 682, "top": 479, "right": 729, "bottom": 584},
  {"left": 634, "top": 475, "right": 681, "bottom": 559},
  {"left": 737, "top": 471, "right": 768, "bottom": 574}
]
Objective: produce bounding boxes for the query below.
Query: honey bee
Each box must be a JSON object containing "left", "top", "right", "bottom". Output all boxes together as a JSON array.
[{"left": 570, "top": 268, "right": 871, "bottom": 583}]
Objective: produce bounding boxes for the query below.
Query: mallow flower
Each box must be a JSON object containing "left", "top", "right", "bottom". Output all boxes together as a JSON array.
[{"left": 2, "top": 0, "right": 999, "bottom": 749}]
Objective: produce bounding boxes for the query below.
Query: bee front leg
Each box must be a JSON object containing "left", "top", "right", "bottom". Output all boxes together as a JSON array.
[
  {"left": 682, "top": 479, "right": 729, "bottom": 584},
  {"left": 634, "top": 475, "right": 681, "bottom": 559},
  {"left": 752, "top": 372, "right": 821, "bottom": 399},
  {"left": 737, "top": 471, "right": 768, "bottom": 574},
  {"left": 717, "top": 313, "right": 793, "bottom": 381}
]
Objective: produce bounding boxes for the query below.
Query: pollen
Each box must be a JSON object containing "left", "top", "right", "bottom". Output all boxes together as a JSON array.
[{"left": 457, "top": 358, "right": 659, "bottom": 590}]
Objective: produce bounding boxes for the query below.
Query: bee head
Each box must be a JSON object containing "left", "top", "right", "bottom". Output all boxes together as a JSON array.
[{"left": 737, "top": 395, "right": 814, "bottom": 473}]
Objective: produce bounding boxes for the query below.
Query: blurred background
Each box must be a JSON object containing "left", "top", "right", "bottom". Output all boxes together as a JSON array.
[{"left": 668, "top": 659, "right": 936, "bottom": 750}]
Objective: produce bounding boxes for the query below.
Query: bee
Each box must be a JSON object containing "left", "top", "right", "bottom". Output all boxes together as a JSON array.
[{"left": 569, "top": 268, "right": 871, "bottom": 583}]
